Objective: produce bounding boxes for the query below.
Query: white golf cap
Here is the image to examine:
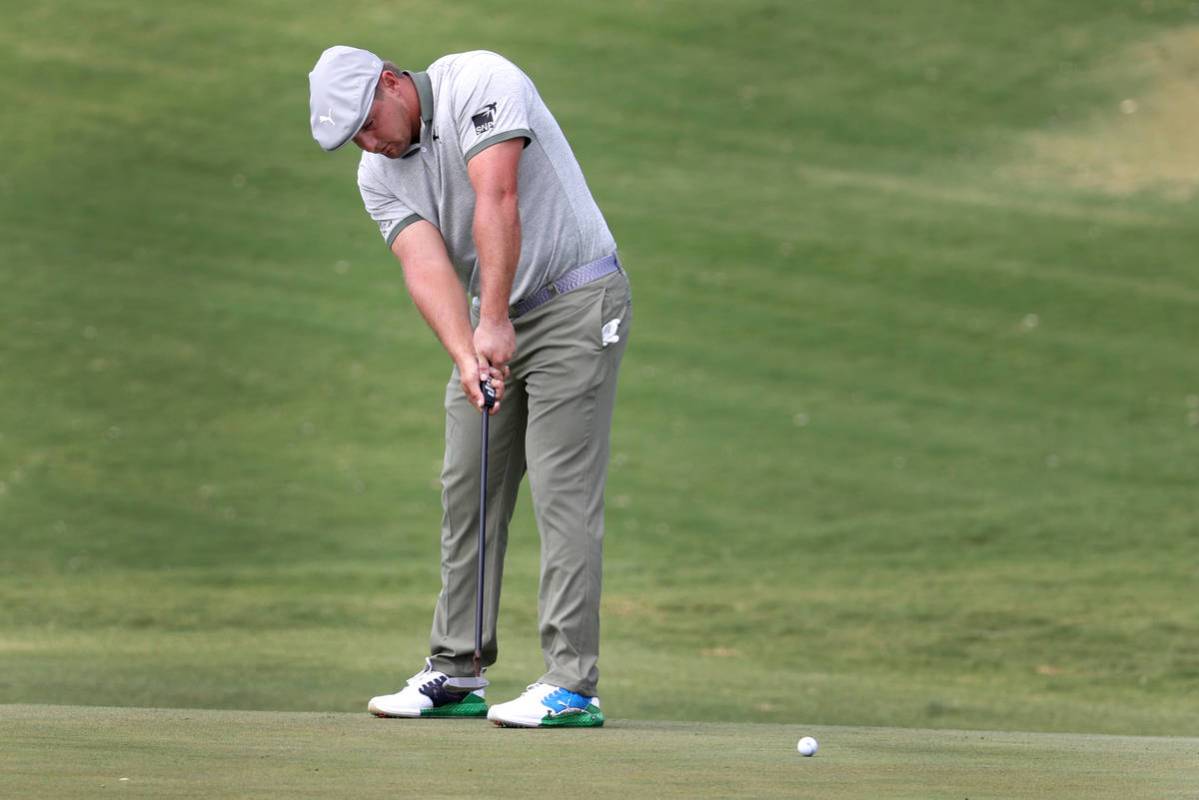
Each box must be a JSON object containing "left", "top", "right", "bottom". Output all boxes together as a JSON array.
[{"left": 308, "top": 45, "right": 385, "bottom": 151}]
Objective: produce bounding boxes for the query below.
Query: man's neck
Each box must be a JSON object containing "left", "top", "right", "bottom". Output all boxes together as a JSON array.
[{"left": 399, "top": 74, "right": 421, "bottom": 142}]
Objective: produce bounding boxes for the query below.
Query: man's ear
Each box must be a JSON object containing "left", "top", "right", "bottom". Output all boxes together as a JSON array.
[{"left": 378, "top": 69, "right": 402, "bottom": 95}]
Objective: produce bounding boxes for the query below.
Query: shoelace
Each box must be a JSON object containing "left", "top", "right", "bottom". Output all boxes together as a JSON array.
[
  {"left": 401, "top": 661, "right": 480, "bottom": 694},
  {"left": 404, "top": 660, "right": 439, "bottom": 688},
  {"left": 404, "top": 669, "right": 456, "bottom": 697}
]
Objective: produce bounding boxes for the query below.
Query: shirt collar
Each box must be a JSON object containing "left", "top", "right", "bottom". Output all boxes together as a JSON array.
[
  {"left": 405, "top": 70, "right": 435, "bottom": 130},
  {"left": 398, "top": 70, "right": 434, "bottom": 159}
]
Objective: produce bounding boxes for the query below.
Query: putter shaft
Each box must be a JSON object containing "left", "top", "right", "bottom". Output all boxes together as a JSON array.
[
  {"left": 473, "top": 406, "right": 488, "bottom": 678},
  {"left": 444, "top": 386, "right": 495, "bottom": 695}
]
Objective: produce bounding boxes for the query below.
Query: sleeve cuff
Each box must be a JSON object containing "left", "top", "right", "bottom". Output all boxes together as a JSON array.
[
  {"left": 464, "top": 129, "right": 535, "bottom": 162},
  {"left": 385, "top": 213, "right": 424, "bottom": 248}
]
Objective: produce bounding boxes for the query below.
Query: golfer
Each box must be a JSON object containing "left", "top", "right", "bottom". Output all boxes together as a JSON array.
[{"left": 308, "top": 47, "right": 631, "bottom": 728}]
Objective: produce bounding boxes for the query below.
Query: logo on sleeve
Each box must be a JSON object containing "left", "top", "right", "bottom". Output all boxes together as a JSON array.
[{"left": 472, "top": 102, "right": 497, "bottom": 135}]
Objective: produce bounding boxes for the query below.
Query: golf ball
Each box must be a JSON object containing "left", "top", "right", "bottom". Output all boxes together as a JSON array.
[{"left": 797, "top": 736, "right": 819, "bottom": 756}]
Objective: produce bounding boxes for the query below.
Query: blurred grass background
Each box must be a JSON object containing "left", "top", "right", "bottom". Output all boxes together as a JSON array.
[{"left": 0, "top": 0, "right": 1196, "bottom": 734}]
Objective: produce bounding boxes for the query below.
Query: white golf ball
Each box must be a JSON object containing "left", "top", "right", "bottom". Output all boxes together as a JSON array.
[{"left": 797, "top": 736, "right": 819, "bottom": 756}]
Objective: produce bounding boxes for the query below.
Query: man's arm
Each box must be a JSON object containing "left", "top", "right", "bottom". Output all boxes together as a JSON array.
[
  {"left": 467, "top": 138, "right": 525, "bottom": 373},
  {"left": 392, "top": 220, "right": 504, "bottom": 412}
]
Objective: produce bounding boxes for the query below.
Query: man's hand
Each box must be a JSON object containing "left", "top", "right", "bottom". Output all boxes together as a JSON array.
[
  {"left": 456, "top": 353, "right": 508, "bottom": 415},
  {"left": 470, "top": 316, "right": 514, "bottom": 415},
  {"left": 474, "top": 316, "right": 516, "bottom": 372}
]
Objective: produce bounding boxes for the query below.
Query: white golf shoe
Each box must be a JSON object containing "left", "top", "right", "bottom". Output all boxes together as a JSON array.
[
  {"left": 487, "top": 682, "right": 604, "bottom": 728},
  {"left": 368, "top": 659, "right": 488, "bottom": 718}
]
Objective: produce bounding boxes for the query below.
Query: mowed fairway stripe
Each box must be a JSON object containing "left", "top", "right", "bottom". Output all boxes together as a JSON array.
[
  {"left": 2, "top": 0, "right": 1198, "bottom": 740},
  {"left": 2, "top": 705, "right": 1196, "bottom": 799}
]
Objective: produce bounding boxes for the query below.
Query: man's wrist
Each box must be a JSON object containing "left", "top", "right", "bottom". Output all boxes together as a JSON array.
[
  {"left": 478, "top": 304, "right": 510, "bottom": 325},
  {"left": 450, "top": 342, "right": 476, "bottom": 369}
]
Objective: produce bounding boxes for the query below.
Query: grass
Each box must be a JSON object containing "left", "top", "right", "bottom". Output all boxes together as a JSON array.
[
  {"left": 0, "top": 0, "right": 1197, "bottom": 751},
  {"left": 3, "top": 705, "right": 1197, "bottom": 799}
]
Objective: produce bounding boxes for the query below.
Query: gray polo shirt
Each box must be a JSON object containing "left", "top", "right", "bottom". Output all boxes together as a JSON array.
[{"left": 357, "top": 50, "right": 617, "bottom": 305}]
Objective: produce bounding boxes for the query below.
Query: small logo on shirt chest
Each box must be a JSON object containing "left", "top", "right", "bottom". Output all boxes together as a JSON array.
[{"left": 472, "top": 102, "right": 497, "bottom": 135}]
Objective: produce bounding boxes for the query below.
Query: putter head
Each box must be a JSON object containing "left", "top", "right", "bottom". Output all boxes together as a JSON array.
[{"left": 443, "top": 676, "right": 490, "bottom": 693}]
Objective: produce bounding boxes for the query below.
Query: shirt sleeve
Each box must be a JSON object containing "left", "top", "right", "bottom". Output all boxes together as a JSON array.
[
  {"left": 357, "top": 160, "right": 422, "bottom": 248},
  {"left": 450, "top": 52, "right": 537, "bottom": 162}
]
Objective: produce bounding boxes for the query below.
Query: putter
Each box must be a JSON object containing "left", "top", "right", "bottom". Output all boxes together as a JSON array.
[{"left": 444, "top": 379, "right": 497, "bottom": 694}]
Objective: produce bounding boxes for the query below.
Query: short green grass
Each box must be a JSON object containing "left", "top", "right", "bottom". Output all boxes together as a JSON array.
[
  {"left": 1, "top": 0, "right": 1197, "bottom": 744},
  {"left": 3, "top": 706, "right": 1197, "bottom": 800}
]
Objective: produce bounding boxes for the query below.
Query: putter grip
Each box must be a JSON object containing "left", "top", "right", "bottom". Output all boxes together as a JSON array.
[{"left": 480, "top": 379, "right": 497, "bottom": 409}]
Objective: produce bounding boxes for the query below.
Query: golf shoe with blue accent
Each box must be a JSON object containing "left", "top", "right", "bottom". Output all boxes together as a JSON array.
[
  {"left": 368, "top": 659, "right": 488, "bottom": 718},
  {"left": 487, "top": 682, "right": 604, "bottom": 728}
]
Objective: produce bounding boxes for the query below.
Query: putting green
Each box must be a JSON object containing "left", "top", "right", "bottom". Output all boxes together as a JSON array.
[{"left": 2, "top": 705, "right": 1195, "bottom": 799}]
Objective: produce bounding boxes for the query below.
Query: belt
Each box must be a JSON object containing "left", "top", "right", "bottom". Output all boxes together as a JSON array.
[{"left": 507, "top": 254, "right": 622, "bottom": 319}]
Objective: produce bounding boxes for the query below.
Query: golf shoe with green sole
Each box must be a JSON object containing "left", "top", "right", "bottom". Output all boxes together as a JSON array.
[
  {"left": 368, "top": 660, "right": 488, "bottom": 719},
  {"left": 487, "top": 682, "right": 604, "bottom": 728}
]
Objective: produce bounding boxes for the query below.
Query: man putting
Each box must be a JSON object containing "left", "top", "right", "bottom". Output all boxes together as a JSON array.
[{"left": 308, "top": 47, "right": 631, "bottom": 728}]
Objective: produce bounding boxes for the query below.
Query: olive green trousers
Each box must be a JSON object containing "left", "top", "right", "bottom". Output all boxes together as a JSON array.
[{"left": 428, "top": 269, "right": 631, "bottom": 696}]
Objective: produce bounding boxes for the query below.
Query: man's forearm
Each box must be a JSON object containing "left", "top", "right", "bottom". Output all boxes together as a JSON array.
[
  {"left": 473, "top": 189, "right": 520, "bottom": 322},
  {"left": 467, "top": 138, "right": 523, "bottom": 371},
  {"left": 400, "top": 256, "right": 476, "bottom": 368}
]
